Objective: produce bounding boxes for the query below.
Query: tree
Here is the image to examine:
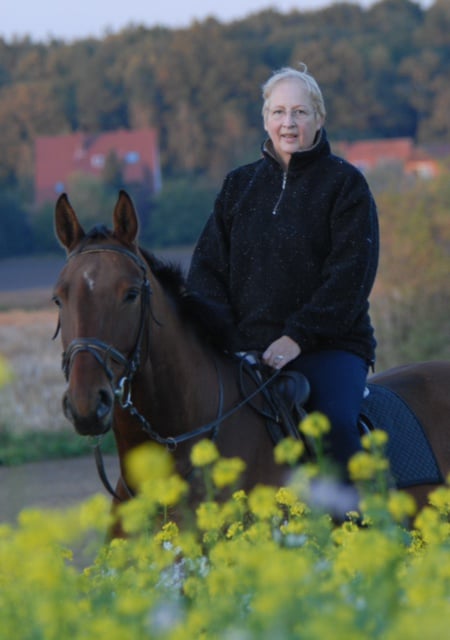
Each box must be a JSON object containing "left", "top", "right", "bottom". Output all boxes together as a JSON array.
[{"left": 0, "top": 191, "right": 32, "bottom": 258}]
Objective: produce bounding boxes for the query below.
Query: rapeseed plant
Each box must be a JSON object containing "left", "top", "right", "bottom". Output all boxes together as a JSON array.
[{"left": 1, "top": 420, "right": 450, "bottom": 639}]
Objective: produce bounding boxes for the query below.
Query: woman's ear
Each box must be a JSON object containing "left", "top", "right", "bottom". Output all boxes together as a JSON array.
[{"left": 316, "top": 114, "right": 325, "bottom": 130}]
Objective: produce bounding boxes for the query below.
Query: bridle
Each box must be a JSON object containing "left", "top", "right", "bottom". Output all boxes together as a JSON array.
[
  {"left": 58, "top": 242, "right": 281, "bottom": 500},
  {"left": 61, "top": 244, "right": 152, "bottom": 409}
]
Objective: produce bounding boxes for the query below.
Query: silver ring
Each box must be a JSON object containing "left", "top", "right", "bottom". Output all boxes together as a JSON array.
[{"left": 275, "top": 355, "right": 284, "bottom": 361}]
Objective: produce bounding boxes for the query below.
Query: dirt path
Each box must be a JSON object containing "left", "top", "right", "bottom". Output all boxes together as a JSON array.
[{"left": 0, "top": 455, "right": 120, "bottom": 524}]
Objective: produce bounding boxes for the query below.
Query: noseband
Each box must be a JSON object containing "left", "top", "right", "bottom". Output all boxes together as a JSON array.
[{"left": 61, "top": 244, "right": 151, "bottom": 408}]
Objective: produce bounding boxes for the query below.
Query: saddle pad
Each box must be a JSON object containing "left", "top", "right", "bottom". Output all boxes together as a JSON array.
[{"left": 361, "top": 383, "right": 443, "bottom": 489}]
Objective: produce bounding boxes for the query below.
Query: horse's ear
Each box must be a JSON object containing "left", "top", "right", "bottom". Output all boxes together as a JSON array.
[
  {"left": 113, "top": 190, "right": 139, "bottom": 246},
  {"left": 54, "top": 193, "right": 86, "bottom": 253}
]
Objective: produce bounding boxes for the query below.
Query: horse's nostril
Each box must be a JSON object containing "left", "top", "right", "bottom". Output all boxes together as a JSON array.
[
  {"left": 62, "top": 393, "right": 73, "bottom": 421},
  {"left": 97, "top": 389, "right": 113, "bottom": 421}
]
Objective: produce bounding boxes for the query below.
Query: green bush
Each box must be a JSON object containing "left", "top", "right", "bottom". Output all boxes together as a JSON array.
[{"left": 145, "top": 178, "right": 217, "bottom": 248}]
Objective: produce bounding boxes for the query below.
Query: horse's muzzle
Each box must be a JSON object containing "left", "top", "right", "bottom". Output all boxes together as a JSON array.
[{"left": 62, "top": 387, "right": 113, "bottom": 436}]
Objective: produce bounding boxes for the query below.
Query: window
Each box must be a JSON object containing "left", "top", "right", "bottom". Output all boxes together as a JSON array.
[
  {"left": 124, "top": 151, "right": 140, "bottom": 164},
  {"left": 91, "top": 154, "right": 105, "bottom": 168}
]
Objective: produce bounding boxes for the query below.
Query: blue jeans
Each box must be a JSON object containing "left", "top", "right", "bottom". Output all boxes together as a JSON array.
[{"left": 288, "top": 350, "right": 369, "bottom": 480}]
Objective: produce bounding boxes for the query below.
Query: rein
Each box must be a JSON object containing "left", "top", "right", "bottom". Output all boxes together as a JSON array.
[
  {"left": 123, "top": 361, "right": 281, "bottom": 450},
  {"left": 92, "top": 361, "right": 280, "bottom": 502}
]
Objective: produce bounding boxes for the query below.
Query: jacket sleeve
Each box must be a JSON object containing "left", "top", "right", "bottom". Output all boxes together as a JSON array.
[
  {"left": 284, "top": 170, "right": 379, "bottom": 351},
  {"left": 187, "top": 175, "right": 235, "bottom": 316}
]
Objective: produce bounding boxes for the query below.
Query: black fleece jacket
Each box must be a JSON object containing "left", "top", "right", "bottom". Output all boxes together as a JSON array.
[{"left": 187, "top": 129, "right": 379, "bottom": 363}]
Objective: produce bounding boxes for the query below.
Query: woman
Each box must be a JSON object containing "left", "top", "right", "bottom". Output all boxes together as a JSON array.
[{"left": 187, "top": 64, "right": 379, "bottom": 481}]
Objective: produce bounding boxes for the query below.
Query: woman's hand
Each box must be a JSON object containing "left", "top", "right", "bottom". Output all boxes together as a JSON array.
[{"left": 262, "top": 335, "right": 301, "bottom": 369}]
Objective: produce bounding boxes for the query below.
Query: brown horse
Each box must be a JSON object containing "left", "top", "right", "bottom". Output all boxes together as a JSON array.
[{"left": 53, "top": 190, "right": 450, "bottom": 516}]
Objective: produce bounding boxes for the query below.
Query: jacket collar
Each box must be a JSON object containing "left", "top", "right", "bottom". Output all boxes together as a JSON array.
[{"left": 262, "top": 128, "right": 330, "bottom": 173}]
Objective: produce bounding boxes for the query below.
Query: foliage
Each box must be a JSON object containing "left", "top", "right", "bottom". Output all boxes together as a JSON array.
[
  {"left": 370, "top": 172, "right": 450, "bottom": 369},
  {"left": 143, "top": 178, "right": 217, "bottom": 248},
  {"left": 1, "top": 0, "right": 450, "bottom": 192},
  {"left": 0, "top": 433, "right": 450, "bottom": 639},
  {"left": 2, "top": 0, "right": 450, "bottom": 266}
]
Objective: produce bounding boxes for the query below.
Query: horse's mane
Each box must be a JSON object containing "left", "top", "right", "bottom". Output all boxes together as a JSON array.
[{"left": 140, "top": 246, "right": 234, "bottom": 351}]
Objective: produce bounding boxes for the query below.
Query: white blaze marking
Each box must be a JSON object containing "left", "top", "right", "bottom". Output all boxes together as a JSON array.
[{"left": 83, "top": 270, "right": 96, "bottom": 291}]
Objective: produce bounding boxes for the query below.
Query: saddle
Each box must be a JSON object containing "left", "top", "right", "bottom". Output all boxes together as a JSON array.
[
  {"left": 237, "top": 353, "right": 310, "bottom": 445},
  {"left": 237, "top": 353, "right": 442, "bottom": 489}
]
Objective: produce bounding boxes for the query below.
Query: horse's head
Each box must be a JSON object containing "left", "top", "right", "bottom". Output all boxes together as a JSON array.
[{"left": 53, "top": 190, "right": 150, "bottom": 436}]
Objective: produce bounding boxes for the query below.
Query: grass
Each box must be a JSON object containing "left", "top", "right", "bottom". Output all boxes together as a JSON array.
[{"left": 0, "top": 427, "right": 116, "bottom": 466}]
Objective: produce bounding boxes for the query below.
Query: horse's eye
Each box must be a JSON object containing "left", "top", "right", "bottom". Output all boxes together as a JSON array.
[
  {"left": 52, "top": 295, "right": 62, "bottom": 308},
  {"left": 124, "top": 288, "right": 140, "bottom": 303}
]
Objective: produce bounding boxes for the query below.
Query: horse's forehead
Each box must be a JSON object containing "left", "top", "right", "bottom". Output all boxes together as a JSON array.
[{"left": 63, "top": 249, "right": 141, "bottom": 292}]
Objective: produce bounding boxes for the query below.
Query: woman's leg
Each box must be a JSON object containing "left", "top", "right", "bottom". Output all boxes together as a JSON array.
[{"left": 288, "top": 350, "right": 369, "bottom": 480}]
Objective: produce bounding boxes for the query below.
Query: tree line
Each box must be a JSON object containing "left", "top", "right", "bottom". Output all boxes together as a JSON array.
[{"left": 0, "top": 0, "right": 449, "bottom": 253}]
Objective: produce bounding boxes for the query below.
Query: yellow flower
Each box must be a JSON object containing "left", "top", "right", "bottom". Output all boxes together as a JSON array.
[
  {"left": 78, "top": 494, "right": 112, "bottom": 531},
  {"left": 348, "top": 451, "right": 388, "bottom": 482},
  {"left": 248, "top": 485, "right": 281, "bottom": 520},
  {"left": 183, "top": 576, "right": 203, "bottom": 599},
  {"left": 275, "top": 486, "right": 298, "bottom": 507},
  {"left": 196, "top": 501, "right": 222, "bottom": 531},
  {"left": 387, "top": 490, "right": 417, "bottom": 522},
  {"left": 299, "top": 412, "right": 330, "bottom": 439},
  {"left": 0, "top": 354, "right": 14, "bottom": 387},
  {"left": 274, "top": 437, "right": 305, "bottom": 465},
  {"left": 428, "top": 486, "right": 450, "bottom": 514},
  {"left": 125, "top": 442, "right": 173, "bottom": 489},
  {"left": 361, "top": 429, "right": 389, "bottom": 451},
  {"left": 155, "top": 474, "right": 188, "bottom": 507},
  {"left": 280, "top": 520, "right": 306, "bottom": 536},
  {"left": 232, "top": 489, "right": 247, "bottom": 505},
  {"left": 211, "top": 457, "right": 246, "bottom": 488},
  {"left": 190, "top": 440, "right": 219, "bottom": 467},
  {"left": 155, "top": 521, "right": 179, "bottom": 544},
  {"left": 119, "top": 496, "right": 156, "bottom": 534},
  {"left": 414, "top": 506, "right": 450, "bottom": 545},
  {"left": 225, "top": 521, "right": 244, "bottom": 539}
]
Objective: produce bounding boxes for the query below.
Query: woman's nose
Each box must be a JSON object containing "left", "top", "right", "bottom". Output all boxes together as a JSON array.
[{"left": 283, "top": 112, "right": 296, "bottom": 126}]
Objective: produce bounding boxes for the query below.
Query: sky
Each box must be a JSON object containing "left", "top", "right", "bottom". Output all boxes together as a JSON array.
[{"left": 1, "top": 0, "right": 433, "bottom": 43}]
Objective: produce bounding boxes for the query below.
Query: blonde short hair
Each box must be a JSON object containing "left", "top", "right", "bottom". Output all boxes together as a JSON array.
[{"left": 262, "top": 63, "right": 326, "bottom": 121}]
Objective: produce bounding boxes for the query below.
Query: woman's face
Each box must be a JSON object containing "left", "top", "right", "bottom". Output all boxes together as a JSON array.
[{"left": 264, "top": 78, "right": 324, "bottom": 169}]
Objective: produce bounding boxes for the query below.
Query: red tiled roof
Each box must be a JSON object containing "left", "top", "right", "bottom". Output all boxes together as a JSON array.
[
  {"left": 338, "top": 138, "right": 414, "bottom": 170},
  {"left": 35, "top": 128, "right": 160, "bottom": 204},
  {"left": 336, "top": 137, "right": 441, "bottom": 178}
]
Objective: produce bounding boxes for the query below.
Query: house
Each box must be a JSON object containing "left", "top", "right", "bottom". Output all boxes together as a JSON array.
[
  {"left": 336, "top": 137, "right": 441, "bottom": 179},
  {"left": 35, "top": 128, "right": 161, "bottom": 205}
]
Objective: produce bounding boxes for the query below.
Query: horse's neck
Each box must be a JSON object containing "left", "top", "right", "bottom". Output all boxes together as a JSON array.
[{"left": 144, "top": 315, "right": 226, "bottom": 433}]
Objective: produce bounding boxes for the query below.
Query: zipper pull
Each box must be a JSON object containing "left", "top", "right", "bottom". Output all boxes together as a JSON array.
[{"left": 272, "top": 172, "right": 287, "bottom": 216}]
